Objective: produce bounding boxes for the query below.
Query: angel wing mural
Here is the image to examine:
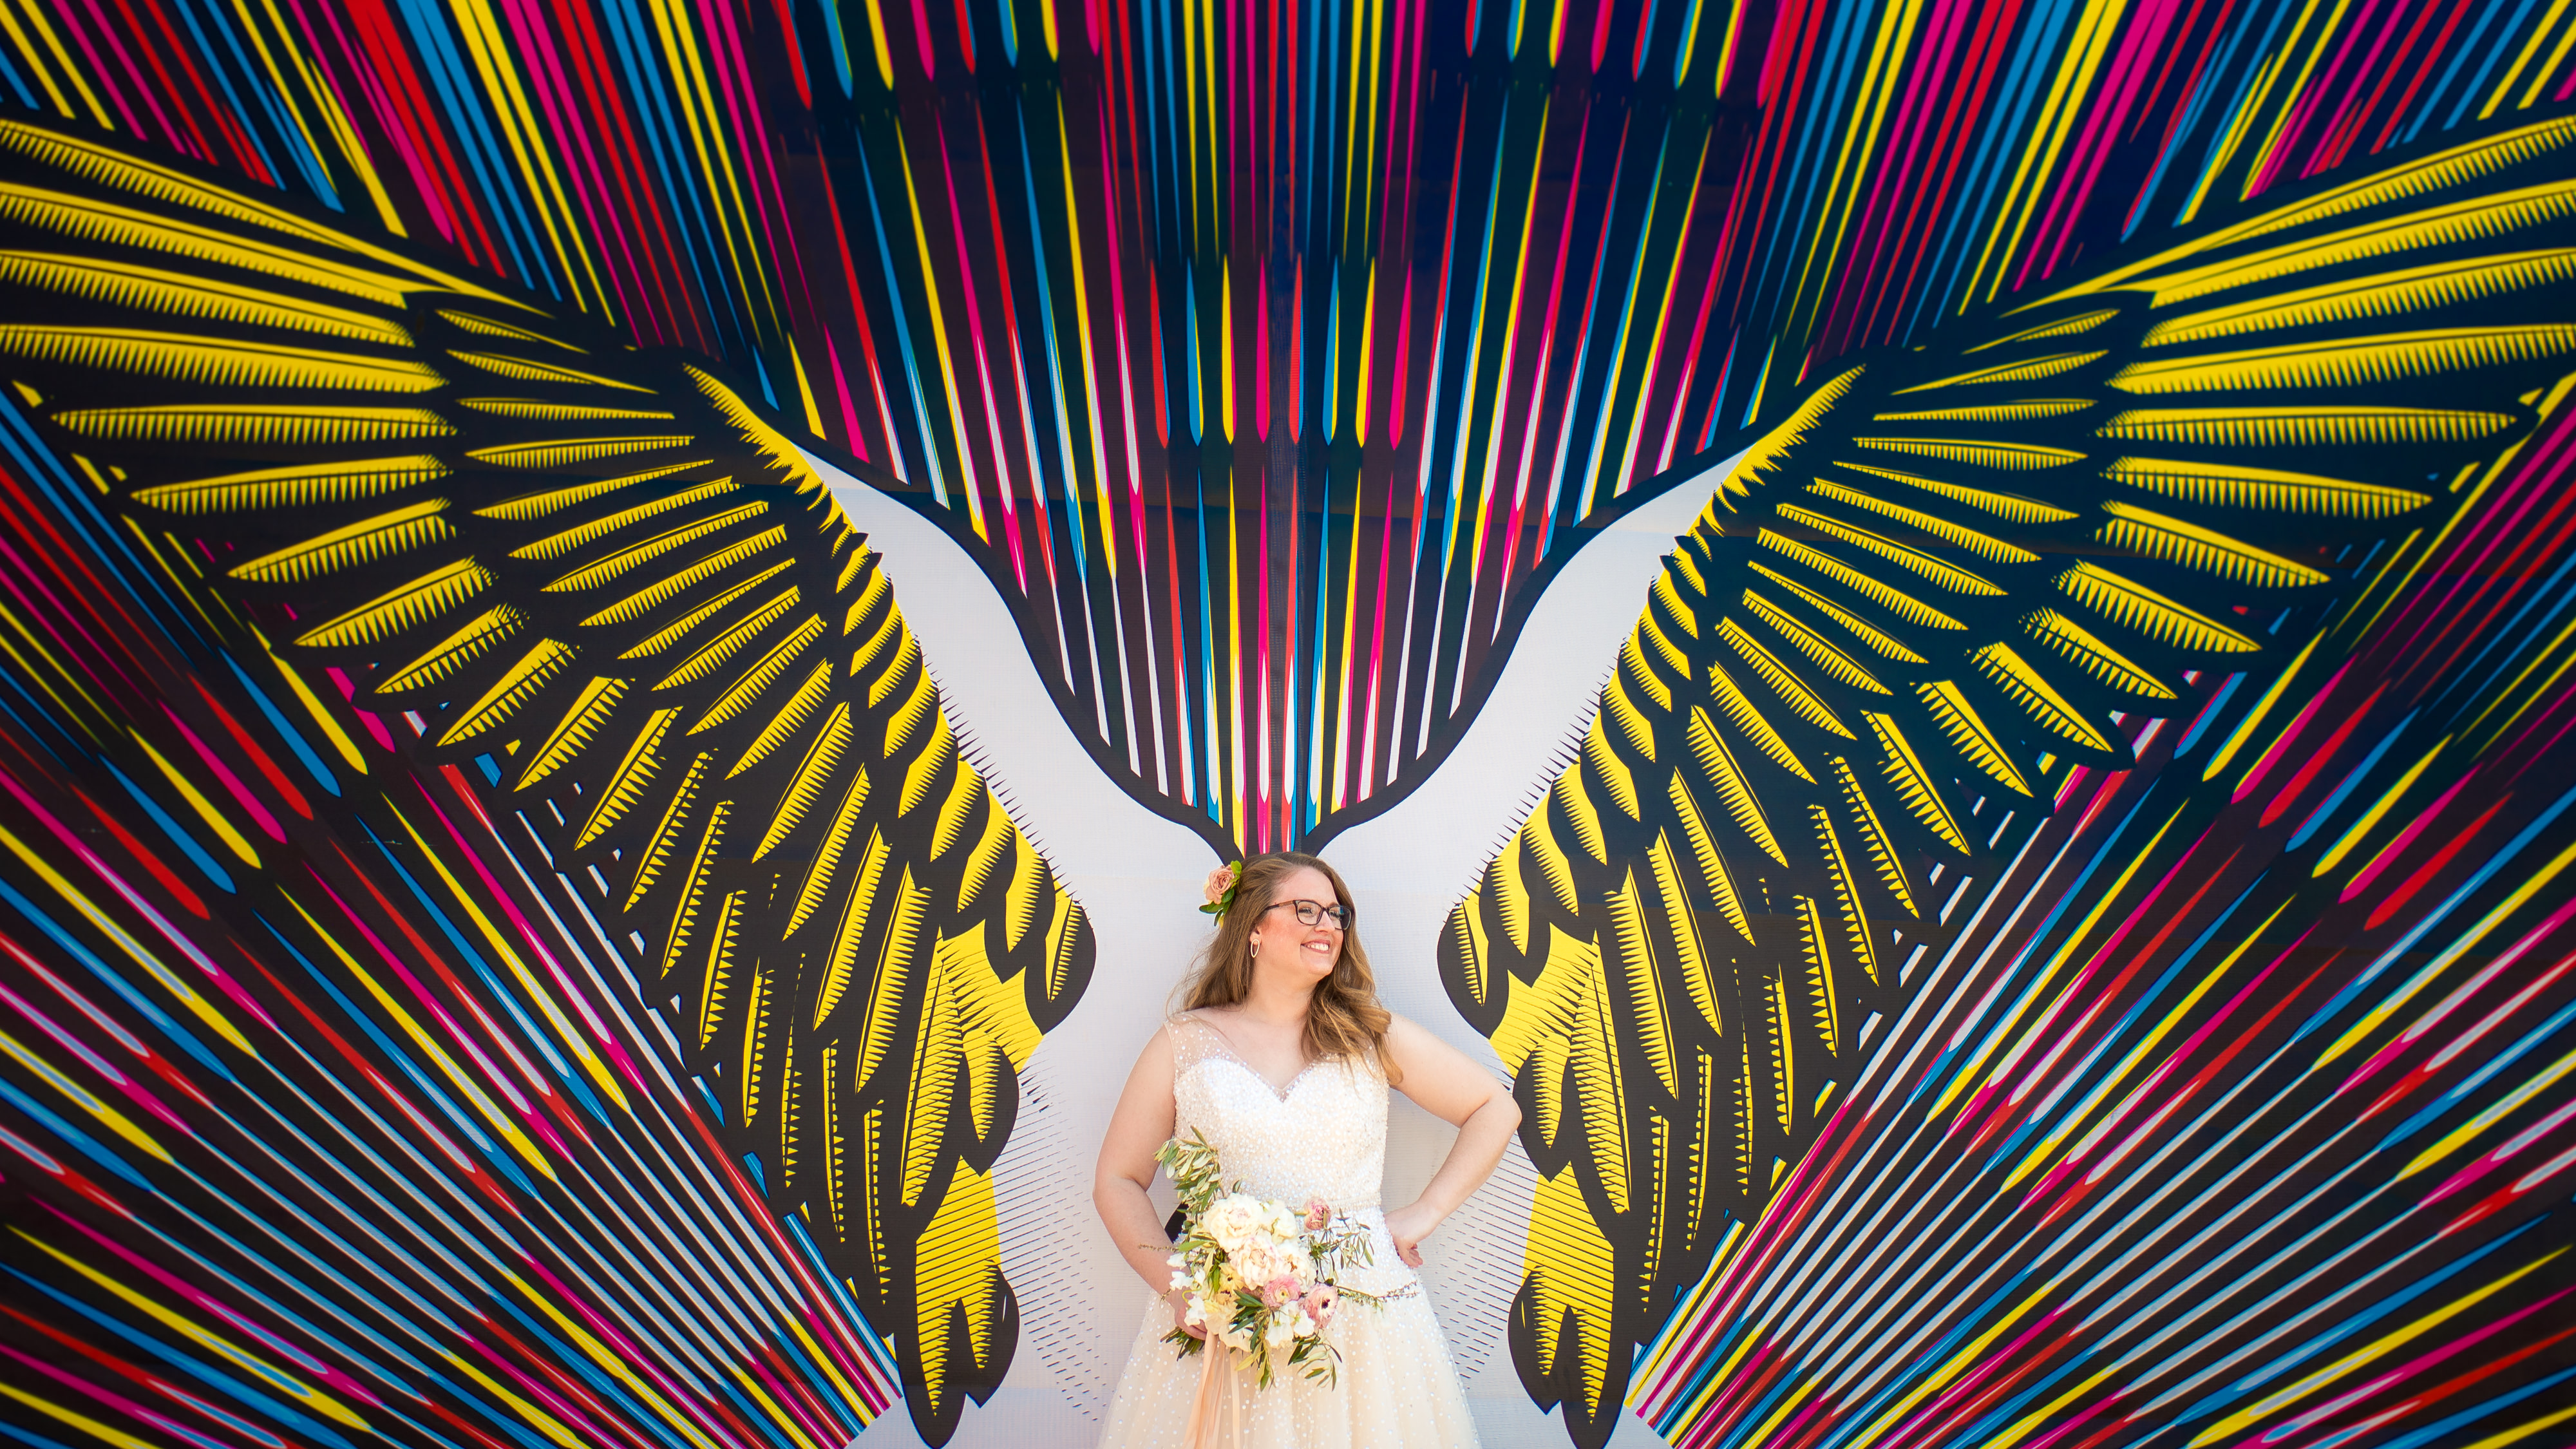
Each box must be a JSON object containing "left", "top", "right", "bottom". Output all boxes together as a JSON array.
[
  {"left": 1419, "top": 123, "right": 2576, "bottom": 1439},
  {"left": 0, "top": 5, "right": 2573, "bottom": 1449},
  {"left": 0, "top": 115, "right": 1097, "bottom": 1443}
]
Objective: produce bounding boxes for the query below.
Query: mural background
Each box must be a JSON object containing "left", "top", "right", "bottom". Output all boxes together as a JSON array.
[{"left": 0, "top": 3, "right": 2571, "bottom": 1449}]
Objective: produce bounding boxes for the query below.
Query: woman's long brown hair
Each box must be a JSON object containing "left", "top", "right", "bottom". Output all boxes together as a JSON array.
[{"left": 1179, "top": 851, "right": 1398, "bottom": 1082}]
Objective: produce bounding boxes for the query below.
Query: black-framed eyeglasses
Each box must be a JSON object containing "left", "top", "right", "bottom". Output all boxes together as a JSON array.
[{"left": 1261, "top": 899, "right": 1352, "bottom": 929}]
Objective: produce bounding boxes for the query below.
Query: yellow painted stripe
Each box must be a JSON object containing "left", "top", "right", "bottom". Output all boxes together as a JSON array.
[
  {"left": 2002, "top": 900, "right": 2291, "bottom": 1189},
  {"left": 0, "top": 1379, "right": 162, "bottom": 1449},
  {"left": 2315, "top": 735, "right": 2450, "bottom": 876},
  {"left": 2401, "top": 1037, "right": 2576, "bottom": 1178},
  {"left": 1052, "top": 99, "right": 1116, "bottom": 570},
  {"left": 1929, "top": 802, "right": 2188, "bottom": 1116},
  {"left": 2202, "top": 633, "right": 2321, "bottom": 782},
  {"left": 895, "top": 133, "right": 986, "bottom": 541},
  {"left": 247, "top": 625, "right": 372, "bottom": 773},
  {"left": 284, "top": 896, "right": 558, "bottom": 1181},
  {"left": 642, "top": 0, "right": 775, "bottom": 329},
  {"left": 1788, "top": 0, "right": 1928, "bottom": 330},
  {"left": 128, "top": 729, "right": 261, "bottom": 867},
  {"left": 505, "top": 1269, "right": 727, "bottom": 1449},
  {"left": 1849, "top": 1291, "right": 2052, "bottom": 1448},
  {"left": 2324, "top": 830, "right": 2576, "bottom": 1068},
  {"left": 384, "top": 804, "right": 630, "bottom": 1113},
  {"left": 790, "top": 337, "right": 826, "bottom": 437},
  {"left": 254, "top": 0, "right": 403, "bottom": 233},
  {"left": 0, "top": 1027, "right": 172, "bottom": 1162},
  {"left": 2177, "top": 0, "right": 2327, "bottom": 224},
  {"left": 1611, "top": 133, "right": 1718, "bottom": 497},
  {"left": 1469, "top": 100, "right": 1556, "bottom": 581},
  {"left": 21, "top": 1229, "right": 370, "bottom": 1430},
  {"left": 0, "top": 820, "right": 252, "bottom": 1055},
  {"left": 729, "top": 1365, "right": 825, "bottom": 1449},
  {"left": 2484, "top": 0, "right": 2576, "bottom": 117},
  {"left": 2459, "top": 1399, "right": 2576, "bottom": 1449},
  {"left": 0, "top": 596, "right": 109, "bottom": 726},
  {"left": 441, "top": 1350, "right": 594, "bottom": 1449},
  {"left": 2187, "top": 1251, "right": 2562, "bottom": 1446},
  {"left": 1967, "top": 0, "right": 2136, "bottom": 300},
  {"left": 0, "top": 3, "right": 82, "bottom": 122},
  {"left": 788, "top": 1314, "right": 870, "bottom": 1425},
  {"left": 2241, "top": 0, "right": 2359, "bottom": 194}
]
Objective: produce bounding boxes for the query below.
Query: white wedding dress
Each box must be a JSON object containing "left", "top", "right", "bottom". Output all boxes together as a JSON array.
[{"left": 1096, "top": 1014, "right": 1482, "bottom": 1447}]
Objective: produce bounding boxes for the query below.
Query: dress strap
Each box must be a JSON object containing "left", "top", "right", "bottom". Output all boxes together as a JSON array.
[{"left": 1163, "top": 1012, "right": 1229, "bottom": 1083}]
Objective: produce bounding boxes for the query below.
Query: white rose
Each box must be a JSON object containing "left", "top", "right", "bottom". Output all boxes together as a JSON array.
[{"left": 1200, "top": 1195, "right": 1267, "bottom": 1256}]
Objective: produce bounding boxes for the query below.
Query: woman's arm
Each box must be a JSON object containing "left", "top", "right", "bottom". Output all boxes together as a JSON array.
[
  {"left": 1091, "top": 1025, "right": 1202, "bottom": 1335},
  {"left": 1380, "top": 1015, "right": 1523, "bottom": 1267}
]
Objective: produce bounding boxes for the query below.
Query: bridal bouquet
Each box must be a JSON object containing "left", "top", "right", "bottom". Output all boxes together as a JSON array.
[{"left": 1157, "top": 1130, "right": 1379, "bottom": 1388}]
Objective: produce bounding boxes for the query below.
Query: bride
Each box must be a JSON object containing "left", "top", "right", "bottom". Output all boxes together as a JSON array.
[{"left": 1092, "top": 852, "right": 1522, "bottom": 1446}]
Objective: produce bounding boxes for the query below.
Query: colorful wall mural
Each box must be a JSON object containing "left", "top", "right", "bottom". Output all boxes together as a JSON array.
[{"left": 0, "top": 3, "right": 2571, "bottom": 1449}]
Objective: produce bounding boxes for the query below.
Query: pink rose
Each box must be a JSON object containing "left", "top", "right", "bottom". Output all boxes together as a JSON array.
[
  {"left": 1303, "top": 1198, "right": 1332, "bottom": 1232},
  {"left": 1302, "top": 1285, "right": 1336, "bottom": 1327},
  {"left": 1261, "top": 1275, "right": 1300, "bottom": 1309},
  {"left": 1202, "top": 862, "right": 1240, "bottom": 908}
]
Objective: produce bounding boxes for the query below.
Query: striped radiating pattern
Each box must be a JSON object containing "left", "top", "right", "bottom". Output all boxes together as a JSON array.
[
  {"left": 0, "top": 378, "right": 902, "bottom": 1448},
  {"left": 6, "top": 0, "right": 2576, "bottom": 848},
  {"left": 1437, "top": 111, "right": 2576, "bottom": 1446},
  {"left": 0, "top": 113, "right": 1097, "bottom": 1445},
  {"left": 1622, "top": 370, "right": 2576, "bottom": 1446},
  {"left": 0, "top": 6, "right": 2568, "bottom": 1449}
]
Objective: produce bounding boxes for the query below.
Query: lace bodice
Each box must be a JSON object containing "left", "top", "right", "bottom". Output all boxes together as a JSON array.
[{"left": 1165, "top": 1014, "right": 1415, "bottom": 1295}]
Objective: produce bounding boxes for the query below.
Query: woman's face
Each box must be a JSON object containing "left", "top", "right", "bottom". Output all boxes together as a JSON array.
[{"left": 1246, "top": 864, "right": 1346, "bottom": 987}]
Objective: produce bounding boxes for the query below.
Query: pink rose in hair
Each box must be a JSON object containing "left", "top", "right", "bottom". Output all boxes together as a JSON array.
[
  {"left": 1202, "top": 862, "right": 1240, "bottom": 908},
  {"left": 1303, "top": 1198, "right": 1332, "bottom": 1232}
]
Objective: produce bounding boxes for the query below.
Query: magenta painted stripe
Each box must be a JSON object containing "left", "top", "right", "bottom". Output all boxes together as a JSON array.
[
  {"left": 2344, "top": 895, "right": 2576, "bottom": 1099},
  {"left": 406, "top": 778, "right": 657, "bottom": 1099},
  {"left": 2073, "top": 938, "right": 2307, "bottom": 1188},
  {"left": 932, "top": 125, "right": 1028, "bottom": 589},
  {"left": 1882, "top": 1312, "right": 2064, "bottom": 1449},
  {"left": 458, "top": 1325, "right": 636, "bottom": 1449},
  {"left": 1981, "top": 822, "right": 2225, "bottom": 1107},
  {"left": 2339, "top": 769, "right": 2479, "bottom": 903},
  {"left": 298, "top": 869, "right": 565, "bottom": 1150},
  {"left": 519, "top": 1255, "right": 758, "bottom": 1449},
  {"left": 0, "top": 1341, "right": 268, "bottom": 1449},
  {"left": 2260, "top": 1285, "right": 2576, "bottom": 1443},
  {"left": 2380, "top": 402, "right": 2576, "bottom": 664},
  {"left": 50, "top": 1202, "right": 377, "bottom": 1398},
  {"left": 157, "top": 703, "right": 286, "bottom": 844},
  {"left": 2232, "top": 660, "right": 2354, "bottom": 805}
]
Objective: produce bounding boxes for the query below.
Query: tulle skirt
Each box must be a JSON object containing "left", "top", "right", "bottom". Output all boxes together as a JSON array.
[{"left": 1094, "top": 1285, "right": 1481, "bottom": 1448}]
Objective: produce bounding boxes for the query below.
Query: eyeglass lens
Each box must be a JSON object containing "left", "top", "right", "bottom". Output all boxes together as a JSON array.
[{"left": 1288, "top": 900, "right": 1350, "bottom": 927}]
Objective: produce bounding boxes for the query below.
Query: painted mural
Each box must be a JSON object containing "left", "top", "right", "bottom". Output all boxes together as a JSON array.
[{"left": 0, "top": 3, "right": 2571, "bottom": 1449}]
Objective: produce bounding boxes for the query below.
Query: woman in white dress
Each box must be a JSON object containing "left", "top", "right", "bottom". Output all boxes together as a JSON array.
[{"left": 1092, "top": 851, "right": 1522, "bottom": 1448}]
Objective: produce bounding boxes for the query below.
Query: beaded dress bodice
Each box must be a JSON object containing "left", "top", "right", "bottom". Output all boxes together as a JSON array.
[
  {"left": 1165, "top": 1014, "right": 1413, "bottom": 1296},
  {"left": 1099, "top": 1014, "right": 1477, "bottom": 1446}
]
